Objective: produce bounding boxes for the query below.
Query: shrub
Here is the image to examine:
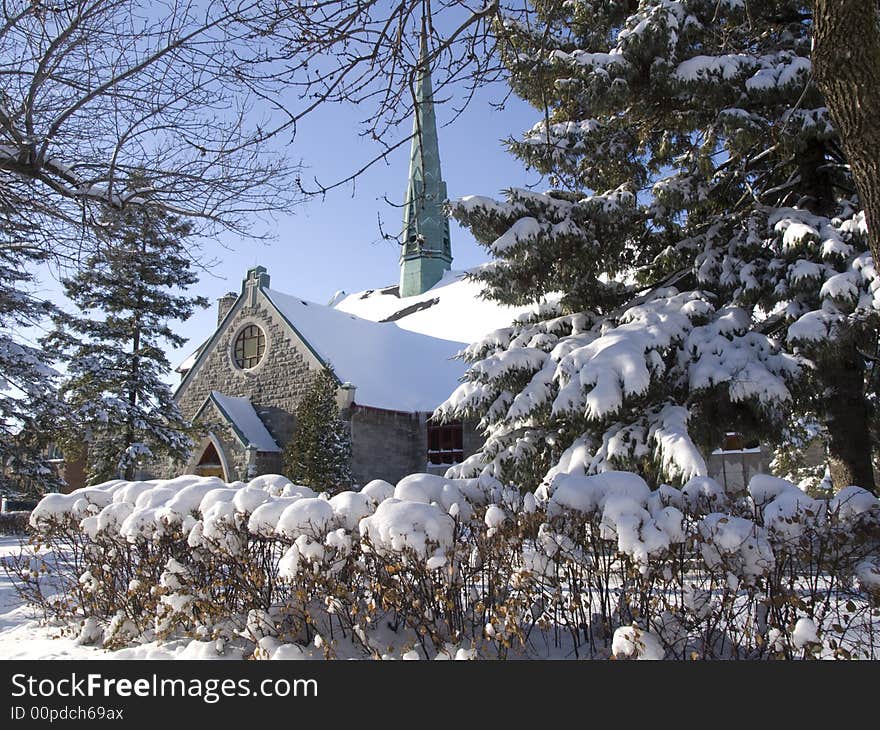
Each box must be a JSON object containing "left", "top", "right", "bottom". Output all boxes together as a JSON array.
[
  {"left": 13, "top": 470, "right": 880, "bottom": 659},
  {"left": 0, "top": 511, "right": 30, "bottom": 535}
]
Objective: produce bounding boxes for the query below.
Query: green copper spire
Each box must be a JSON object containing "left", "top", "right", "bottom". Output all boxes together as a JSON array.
[{"left": 399, "top": 26, "right": 452, "bottom": 298}]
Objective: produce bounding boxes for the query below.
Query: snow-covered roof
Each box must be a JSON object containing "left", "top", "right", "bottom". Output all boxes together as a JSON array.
[
  {"left": 264, "top": 290, "right": 467, "bottom": 412},
  {"left": 175, "top": 338, "right": 208, "bottom": 373},
  {"left": 333, "top": 268, "right": 531, "bottom": 343},
  {"left": 207, "top": 392, "right": 280, "bottom": 452}
]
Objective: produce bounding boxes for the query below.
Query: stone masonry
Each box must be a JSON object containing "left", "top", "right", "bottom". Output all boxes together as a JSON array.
[
  {"left": 176, "top": 299, "right": 317, "bottom": 446},
  {"left": 349, "top": 406, "right": 426, "bottom": 485},
  {"left": 170, "top": 274, "right": 321, "bottom": 480}
]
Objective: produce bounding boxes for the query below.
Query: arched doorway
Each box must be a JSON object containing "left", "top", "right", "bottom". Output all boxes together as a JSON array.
[{"left": 193, "top": 436, "right": 229, "bottom": 480}]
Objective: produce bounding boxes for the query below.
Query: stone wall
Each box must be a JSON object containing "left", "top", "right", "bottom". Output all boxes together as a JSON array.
[
  {"left": 707, "top": 439, "right": 827, "bottom": 494},
  {"left": 350, "top": 409, "right": 484, "bottom": 485},
  {"left": 59, "top": 452, "right": 87, "bottom": 493},
  {"left": 350, "top": 405, "right": 425, "bottom": 486},
  {"left": 255, "top": 451, "right": 284, "bottom": 477},
  {"left": 176, "top": 289, "right": 321, "bottom": 451},
  {"left": 462, "top": 420, "right": 482, "bottom": 461}
]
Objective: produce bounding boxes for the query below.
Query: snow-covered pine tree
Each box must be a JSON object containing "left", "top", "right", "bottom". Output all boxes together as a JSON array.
[
  {"left": 768, "top": 417, "right": 830, "bottom": 497},
  {"left": 43, "top": 184, "right": 207, "bottom": 483},
  {"left": 283, "top": 370, "right": 352, "bottom": 494},
  {"left": 438, "top": 0, "right": 879, "bottom": 494},
  {"left": 0, "top": 216, "right": 65, "bottom": 498}
]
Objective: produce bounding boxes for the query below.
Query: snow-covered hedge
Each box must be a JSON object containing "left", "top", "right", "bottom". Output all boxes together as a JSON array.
[
  {"left": 0, "top": 511, "right": 30, "bottom": 534},
  {"left": 14, "top": 470, "right": 880, "bottom": 659}
]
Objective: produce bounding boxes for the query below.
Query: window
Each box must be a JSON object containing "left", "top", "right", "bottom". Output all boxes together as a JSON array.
[
  {"left": 720, "top": 432, "right": 760, "bottom": 452},
  {"left": 427, "top": 421, "right": 463, "bottom": 465},
  {"left": 233, "top": 324, "right": 266, "bottom": 369},
  {"left": 196, "top": 442, "right": 225, "bottom": 479}
]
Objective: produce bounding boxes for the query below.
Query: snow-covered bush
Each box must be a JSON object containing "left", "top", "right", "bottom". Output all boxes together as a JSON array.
[
  {"left": 0, "top": 511, "right": 31, "bottom": 534},
  {"left": 12, "top": 469, "right": 880, "bottom": 659}
]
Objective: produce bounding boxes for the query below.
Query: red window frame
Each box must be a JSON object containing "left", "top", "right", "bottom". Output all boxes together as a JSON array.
[{"left": 427, "top": 421, "right": 463, "bottom": 465}]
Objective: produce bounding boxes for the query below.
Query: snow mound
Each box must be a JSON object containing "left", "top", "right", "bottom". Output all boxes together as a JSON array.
[
  {"left": 611, "top": 625, "right": 665, "bottom": 660},
  {"left": 360, "top": 479, "right": 395, "bottom": 504},
  {"left": 682, "top": 476, "right": 727, "bottom": 512},
  {"left": 247, "top": 497, "right": 301, "bottom": 537},
  {"left": 232, "top": 487, "right": 274, "bottom": 514},
  {"left": 247, "top": 474, "right": 295, "bottom": 495},
  {"left": 359, "top": 499, "right": 455, "bottom": 558},
  {"left": 276, "top": 498, "right": 336, "bottom": 540},
  {"left": 791, "top": 618, "right": 818, "bottom": 649},
  {"left": 542, "top": 471, "right": 685, "bottom": 563},
  {"left": 328, "top": 491, "right": 376, "bottom": 531},
  {"left": 829, "top": 486, "right": 879, "bottom": 523},
  {"left": 30, "top": 488, "right": 114, "bottom": 527},
  {"left": 394, "top": 473, "right": 481, "bottom": 521},
  {"left": 29, "top": 473, "right": 334, "bottom": 546},
  {"left": 698, "top": 513, "right": 774, "bottom": 579},
  {"left": 544, "top": 471, "right": 651, "bottom": 515}
]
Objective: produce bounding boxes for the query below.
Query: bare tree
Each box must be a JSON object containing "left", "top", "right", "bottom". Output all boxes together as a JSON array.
[
  {"left": 0, "top": 0, "right": 302, "bottom": 260},
  {"left": 0, "top": 0, "right": 531, "bottom": 253},
  {"left": 231, "top": 0, "right": 520, "bottom": 196}
]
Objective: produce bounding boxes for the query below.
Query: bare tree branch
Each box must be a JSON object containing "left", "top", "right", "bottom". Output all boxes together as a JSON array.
[{"left": 0, "top": 0, "right": 301, "bottom": 254}]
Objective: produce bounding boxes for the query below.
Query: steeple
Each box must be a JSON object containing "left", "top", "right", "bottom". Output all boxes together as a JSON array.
[{"left": 399, "top": 23, "right": 452, "bottom": 298}]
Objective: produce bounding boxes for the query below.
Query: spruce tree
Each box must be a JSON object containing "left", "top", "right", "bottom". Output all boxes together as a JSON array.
[
  {"left": 44, "top": 184, "right": 207, "bottom": 483},
  {"left": 0, "top": 258, "right": 64, "bottom": 497},
  {"left": 0, "top": 216, "right": 65, "bottom": 498},
  {"left": 438, "top": 1, "right": 878, "bottom": 493},
  {"left": 283, "top": 370, "right": 353, "bottom": 494}
]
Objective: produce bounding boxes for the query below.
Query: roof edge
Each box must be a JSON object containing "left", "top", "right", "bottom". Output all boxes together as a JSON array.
[
  {"left": 194, "top": 391, "right": 280, "bottom": 453},
  {"left": 262, "top": 290, "right": 343, "bottom": 387},
  {"left": 173, "top": 293, "right": 244, "bottom": 401}
]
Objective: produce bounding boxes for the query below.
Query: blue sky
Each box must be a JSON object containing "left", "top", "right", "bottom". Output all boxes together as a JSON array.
[{"left": 32, "top": 77, "right": 542, "bottom": 376}]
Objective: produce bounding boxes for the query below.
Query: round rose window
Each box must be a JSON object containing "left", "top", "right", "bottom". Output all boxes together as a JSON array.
[{"left": 234, "top": 324, "right": 266, "bottom": 369}]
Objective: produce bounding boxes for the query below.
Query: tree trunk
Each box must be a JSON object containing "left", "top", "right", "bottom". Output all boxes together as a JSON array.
[
  {"left": 123, "top": 323, "right": 140, "bottom": 482},
  {"left": 823, "top": 344, "right": 876, "bottom": 493},
  {"left": 124, "top": 243, "right": 144, "bottom": 482},
  {"left": 812, "top": 1, "right": 880, "bottom": 268},
  {"left": 811, "top": 2, "right": 879, "bottom": 494}
]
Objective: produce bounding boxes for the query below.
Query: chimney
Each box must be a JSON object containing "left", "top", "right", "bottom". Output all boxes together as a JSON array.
[
  {"left": 337, "top": 382, "right": 356, "bottom": 413},
  {"left": 217, "top": 292, "right": 238, "bottom": 325}
]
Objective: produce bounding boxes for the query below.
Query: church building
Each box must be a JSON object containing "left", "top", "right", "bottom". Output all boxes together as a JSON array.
[{"left": 168, "top": 46, "right": 525, "bottom": 486}]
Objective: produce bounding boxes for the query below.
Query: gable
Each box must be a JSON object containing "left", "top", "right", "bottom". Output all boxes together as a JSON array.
[
  {"left": 175, "top": 287, "right": 325, "bottom": 405},
  {"left": 174, "top": 285, "right": 324, "bottom": 445},
  {"left": 193, "top": 392, "right": 280, "bottom": 453}
]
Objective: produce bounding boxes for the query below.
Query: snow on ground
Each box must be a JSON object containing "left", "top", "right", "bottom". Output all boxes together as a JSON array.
[
  {"left": 0, "top": 535, "right": 104, "bottom": 660},
  {"left": 0, "top": 536, "right": 244, "bottom": 660}
]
